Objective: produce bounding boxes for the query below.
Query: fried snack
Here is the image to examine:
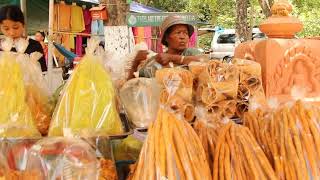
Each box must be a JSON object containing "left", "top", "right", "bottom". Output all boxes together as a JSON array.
[
  {"left": 189, "top": 61, "right": 207, "bottom": 77},
  {"left": 236, "top": 101, "right": 249, "bottom": 118},
  {"left": 244, "top": 100, "right": 320, "bottom": 179},
  {"left": 166, "top": 95, "right": 195, "bottom": 122},
  {"left": 194, "top": 120, "right": 277, "bottom": 180},
  {"left": 25, "top": 85, "right": 52, "bottom": 136},
  {"left": 99, "top": 159, "right": 118, "bottom": 180},
  {"left": 131, "top": 108, "right": 211, "bottom": 180},
  {"left": 155, "top": 67, "right": 194, "bottom": 102},
  {"left": 4, "top": 170, "right": 42, "bottom": 180},
  {"left": 155, "top": 67, "right": 194, "bottom": 88}
]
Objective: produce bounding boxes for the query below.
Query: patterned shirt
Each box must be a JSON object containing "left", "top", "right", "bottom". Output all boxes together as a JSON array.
[{"left": 138, "top": 48, "right": 202, "bottom": 78}]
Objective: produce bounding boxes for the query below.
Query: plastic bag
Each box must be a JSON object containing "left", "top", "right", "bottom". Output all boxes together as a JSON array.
[
  {"left": 244, "top": 100, "right": 320, "bottom": 179},
  {"left": 233, "top": 58, "right": 266, "bottom": 116},
  {"left": 113, "top": 134, "right": 144, "bottom": 161},
  {"left": 0, "top": 37, "right": 52, "bottom": 137},
  {"left": 193, "top": 114, "right": 277, "bottom": 179},
  {"left": 155, "top": 67, "right": 196, "bottom": 122},
  {"left": 120, "top": 78, "right": 160, "bottom": 128},
  {"left": 48, "top": 39, "right": 123, "bottom": 137},
  {"left": 18, "top": 54, "right": 53, "bottom": 136},
  {"left": 0, "top": 138, "right": 40, "bottom": 179},
  {"left": 0, "top": 52, "right": 41, "bottom": 138},
  {"left": 25, "top": 137, "right": 100, "bottom": 180},
  {"left": 195, "top": 60, "right": 239, "bottom": 119},
  {"left": 130, "top": 108, "right": 211, "bottom": 180}
]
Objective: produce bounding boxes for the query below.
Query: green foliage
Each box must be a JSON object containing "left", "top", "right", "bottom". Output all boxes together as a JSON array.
[
  {"left": 137, "top": 0, "right": 320, "bottom": 40},
  {"left": 136, "top": 0, "right": 188, "bottom": 12}
]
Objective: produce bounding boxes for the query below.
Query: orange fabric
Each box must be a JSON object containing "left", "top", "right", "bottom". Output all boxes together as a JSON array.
[
  {"left": 62, "top": 35, "right": 70, "bottom": 51},
  {"left": 55, "top": 3, "right": 71, "bottom": 32},
  {"left": 135, "top": 27, "right": 145, "bottom": 44},
  {"left": 53, "top": 4, "right": 58, "bottom": 31}
]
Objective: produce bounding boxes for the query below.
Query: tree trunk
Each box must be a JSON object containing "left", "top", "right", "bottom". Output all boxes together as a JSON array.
[
  {"left": 102, "top": 0, "right": 129, "bottom": 26},
  {"left": 236, "top": 0, "right": 251, "bottom": 43},
  {"left": 258, "top": 0, "right": 274, "bottom": 17}
]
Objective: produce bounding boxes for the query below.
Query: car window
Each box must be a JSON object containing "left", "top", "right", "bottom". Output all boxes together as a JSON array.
[
  {"left": 217, "top": 34, "right": 236, "bottom": 44},
  {"left": 252, "top": 33, "right": 266, "bottom": 39}
]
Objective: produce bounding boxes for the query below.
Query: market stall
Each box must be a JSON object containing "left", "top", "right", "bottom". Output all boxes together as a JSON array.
[{"left": 1, "top": 0, "right": 320, "bottom": 179}]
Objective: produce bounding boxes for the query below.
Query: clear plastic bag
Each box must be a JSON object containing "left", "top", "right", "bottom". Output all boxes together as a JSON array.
[
  {"left": 48, "top": 39, "right": 123, "bottom": 137},
  {"left": 155, "top": 67, "right": 196, "bottom": 122},
  {"left": 0, "top": 52, "right": 41, "bottom": 138},
  {"left": 113, "top": 134, "right": 144, "bottom": 161},
  {"left": 233, "top": 58, "right": 266, "bottom": 117},
  {"left": 120, "top": 78, "right": 160, "bottom": 128},
  {"left": 193, "top": 114, "right": 277, "bottom": 179},
  {"left": 130, "top": 108, "right": 211, "bottom": 180},
  {"left": 25, "top": 137, "right": 100, "bottom": 180},
  {"left": 194, "top": 60, "right": 239, "bottom": 119},
  {"left": 0, "top": 37, "right": 52, "bottom": 137},
  {"left": 244, "top": 100, "right": 320, "bottom": 179},
  {"left": 18, "top": 53, "right": 53, "bottom": 136},
  {"left": 0, "top": 138, "right": 40, "bottom": 179}
]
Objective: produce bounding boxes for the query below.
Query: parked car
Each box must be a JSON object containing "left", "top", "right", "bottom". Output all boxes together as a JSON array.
[{"left": 210, "top": 28, "right": 266, "bottom": 60}]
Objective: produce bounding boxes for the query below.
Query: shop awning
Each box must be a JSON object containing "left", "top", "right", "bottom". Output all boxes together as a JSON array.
[{"left": 130, "top": 1, "right": 162, "bottom": 13}]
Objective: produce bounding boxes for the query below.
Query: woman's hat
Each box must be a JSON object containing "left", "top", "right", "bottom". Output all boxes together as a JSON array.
[{"left": 160, "top": 15, "right": 194, "bottom": 46}]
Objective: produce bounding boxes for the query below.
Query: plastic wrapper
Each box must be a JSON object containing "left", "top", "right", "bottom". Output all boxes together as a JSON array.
[
  {"left": 155, "top": 67, "right": 195, "bottom": 122},
  {"left": 18, "top": 53, "right": 53, "bottom": 136},
  {"left": 233, "top": 58, "right": 266, "bottom": 117},
  {"left": 48, "top": 39, "right": 123, "bottom": 137},
  {"left": 24, "top": 137, "right": 100, "bottom": 179},
  {"left": 99, "top": 158, "right": 118, "bottom": 180},
  {"left": 120, "top": 78, "right": 160, "bottom": 128},
  {"left": 130, "top": 108, "right": 211, "bottom": 180},
  {"left": 103, "top": 42, "right": 156, "bottom": 88},
  {"left": 244, "top": 100, "right": 320, "bottom": 179},
  {"left": 0, "top": 138, "right": 40, "bottom": 179},
  {"left": 0, "top": 37, "right": 52, "bottom": 137},
  {"left": 113, "top": 134, "right": 144, "bottom": 161},
  {"left": 193, "top": 109, "right": 277, "bottom": 179},
  {"left": 0, "top": 52, "right": 41, "bottom": 138},
  {"left": 195, "top": 60, "right": 239, "bottom": 119}
]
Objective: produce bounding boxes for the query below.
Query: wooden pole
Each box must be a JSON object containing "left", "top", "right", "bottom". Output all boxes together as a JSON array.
[
  {"left": 47, "top": 0, "right": 54, "bottom": 92},
  {"left": 20, "top": 0, "right": 27, "bottom": 35}
]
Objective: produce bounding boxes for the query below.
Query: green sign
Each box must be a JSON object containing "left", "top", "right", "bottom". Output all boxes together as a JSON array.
[{"left": 127, "top": 13, "right": 198, "bottom": 27}]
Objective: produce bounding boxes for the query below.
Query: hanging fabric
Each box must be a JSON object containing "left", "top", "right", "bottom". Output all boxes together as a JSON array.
[
  {"left": 144, "top": 27, "right": 152, "bottom": 49},
  {"left": 76, "top": 36, "right": 83, "bottom": 56},
  {"left": 71, "top": 4, "right": 85, "bottom": 33},
  {"left": 54, "top": 2, "right": 71, "bottom": 32},
  {"left": 82, "top": 8, "right": 92, "bottom": 34},
  {"left": 188, "top": 31, "right": 197, "bottom": 48},
  {"left": 91, "top": 20, "right": 104, "bottom": 35}
]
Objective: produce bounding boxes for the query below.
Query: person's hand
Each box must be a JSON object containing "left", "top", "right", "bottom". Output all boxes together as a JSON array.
[
  {"left": 133, "top": 50, "right": 149, "bottom": 67},
  {"left": 155, "top": 53, "right": 171, "bottom": 66}
]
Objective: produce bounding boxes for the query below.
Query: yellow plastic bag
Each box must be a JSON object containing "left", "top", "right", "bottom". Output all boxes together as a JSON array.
[
  {"left": 0, "top": 53, "right": 40, "bottom": 138},
  {"left": 48, "top": 53, "right": 123, "bottom": 137}
]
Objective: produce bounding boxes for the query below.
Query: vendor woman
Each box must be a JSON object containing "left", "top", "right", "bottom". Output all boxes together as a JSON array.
[
  {"left": 128, "top": 15, "right": 203, "bottom": 79},
  {"left": 0, "top": 5, "right": 47, "bottom": 72}
]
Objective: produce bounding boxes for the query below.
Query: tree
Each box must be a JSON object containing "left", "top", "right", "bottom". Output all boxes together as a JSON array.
[
  {"left": 105, "top": 0, "right": 129, "bottom": 26},
  {"left": 236, "top": 0, "right": 251, "bottom": 43},
  {"left": 258, "top": 0, "right": 274, "bottom": 17},
  {"left": 136, "top": 0, "right": 188, "bottom": 12}
]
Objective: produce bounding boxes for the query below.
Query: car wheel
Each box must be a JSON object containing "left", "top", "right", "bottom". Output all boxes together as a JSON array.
[{"left": 223, "top": 56, "right": 233, "bottom": 63}]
